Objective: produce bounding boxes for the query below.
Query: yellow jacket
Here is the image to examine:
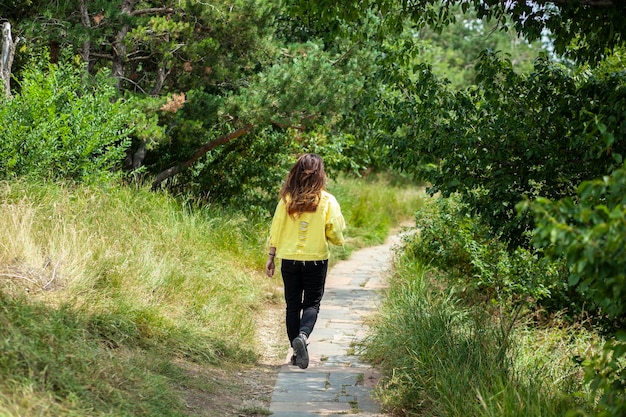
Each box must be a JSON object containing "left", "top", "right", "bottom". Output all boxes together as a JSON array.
[{"left": 269, "top": 190, "right": 345, "bottom": 261}]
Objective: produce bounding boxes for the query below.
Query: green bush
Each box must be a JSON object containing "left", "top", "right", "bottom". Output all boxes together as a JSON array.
[
  {"left": 377, "top": 51, "right": 626, "bottom": 249},
  {"left": 528, "top": 163, "right": 626, "bottom": 416},
  {"left": 407, "top": 195, "right": 563, "bottom": 308},
  {"left": 529, "top": 164, "right": 626, "bottom": 322},
  {"left": 0, "top": 58, "right": 132, "bottom": 183}
]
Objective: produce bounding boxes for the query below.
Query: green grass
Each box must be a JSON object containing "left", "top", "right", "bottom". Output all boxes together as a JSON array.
[
  {"left": 0, "top": 181, "right": 270, "bottom": 415},
  {"left": 0, "top": 181, "right": 264, "bottom": 359},
  {"left": 0, "top": 294, "right": 188, "bottom": 416},
  {"left": 360, "top": 253, "right": 595, "bottom": 417},
  {"left": 328, "top": 172, "right": 424, "bottom": 259},
  {"left": 0, "top": 175, "right": 423, "bottom": 416}
]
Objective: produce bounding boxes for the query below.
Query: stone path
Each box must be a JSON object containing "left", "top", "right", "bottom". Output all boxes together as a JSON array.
[{"left": 269, "top": 234, "right": 401, "bottom": 417}]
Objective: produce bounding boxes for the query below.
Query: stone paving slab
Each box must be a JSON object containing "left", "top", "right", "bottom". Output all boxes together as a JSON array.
[{"left": 268, "top": 235, "right": 403, "bottom": 416}]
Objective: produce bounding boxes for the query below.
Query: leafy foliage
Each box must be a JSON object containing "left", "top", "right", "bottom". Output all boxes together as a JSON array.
[
  {"left": 407, "top": 195, "right": 564, "bottom": 308},
  {"left": 527, "top": 163, "right": 626, "bottom": 416},
  {"left": 283, "top": 0, "right": 626, "bottom": 64},
  {"left": 375, "top": 50, "right": 626, "bottom": 247},
  {"left": 398, "top": 5, "right": 544, "bottom": 89},
  {"left": 529, "top": 164, "right": 626, "bottom": 322},
  {"left": 0, "top": 59, "right": 132, "bottom": 183},
  {"left": 11, "top": 0, "right": 276, "bottom": 94},
  {"left": 581, "top": 334, "right": 626, "bottom": 417}
]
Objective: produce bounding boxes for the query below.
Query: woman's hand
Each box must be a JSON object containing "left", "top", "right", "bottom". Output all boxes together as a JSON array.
[
  {"left": 265, "top": 257, "right": 275, "bottom": 277},
  {"left": 266, "top": 247, "right": 276, "bottom": 277}
]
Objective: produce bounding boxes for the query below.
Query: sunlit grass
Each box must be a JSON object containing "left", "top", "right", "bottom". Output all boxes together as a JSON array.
[
  {"left": 0, "top": 181, "right": 264, "bottom": 351},
  {"left": 0, "top": 174, "right": 422, "bottom": 416},
  {"left": 361, "top": 252, "right": 595, "bottom": 417},
  {"left": 0, "top": 180, "right": 271, "bottom": 415},
  {"left": 329, "top": 172, "right": 424, "bottom": 259}
]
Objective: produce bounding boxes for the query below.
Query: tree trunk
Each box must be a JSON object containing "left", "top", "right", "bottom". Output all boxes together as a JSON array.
[
  {"left": 132, "top": 141, "right": 147, "bottom": 170},
  {"left": 79, "top": 0, "right": 91, "bottom": 68},
  {"left": 151, "top": 125, "right": 253, "bottom": 191},
  {"left": 1, "top": 21, "right": 18, "bottom": 98},
  {"left": 112, "top": 0, "right": 136, "bottom": 89},
  {"left": 150, "top": 66, "right": 170, "bottom": 96}
]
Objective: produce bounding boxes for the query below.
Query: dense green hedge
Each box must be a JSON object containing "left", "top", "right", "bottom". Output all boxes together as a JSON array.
[{"left": 0, "top": 59, "right": 133, "bottom": 184}]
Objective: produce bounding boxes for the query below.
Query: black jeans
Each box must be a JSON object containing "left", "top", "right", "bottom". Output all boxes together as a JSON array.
[{"left": 281, "top": 259, "right": 329, "bottom": 345}]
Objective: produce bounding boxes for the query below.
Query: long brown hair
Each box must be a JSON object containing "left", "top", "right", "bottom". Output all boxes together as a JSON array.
[{"left": 280, "top": 153, "right": 327, "bottom": 218}]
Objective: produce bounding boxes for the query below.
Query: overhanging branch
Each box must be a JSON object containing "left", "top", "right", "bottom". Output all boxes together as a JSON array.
[
  {"left": 151, "top": 124, "right": 253, "bottom": 191},
  {"left": 131, "top": 7, "right": 175, "bottom": 17}
]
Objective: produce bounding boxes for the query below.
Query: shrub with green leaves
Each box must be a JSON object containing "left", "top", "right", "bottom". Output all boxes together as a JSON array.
[
  {"left": 407, "top": 195, "right": 562, "bottom": 307},
  {"left": 529, "top": 164, "right": 626, "bottom": 321},
  {"left": 528, "top": 163, "right": 626, "bottom": 416},
  {"left": 0, "top": 58, "right": 132, "bottom": 183}
]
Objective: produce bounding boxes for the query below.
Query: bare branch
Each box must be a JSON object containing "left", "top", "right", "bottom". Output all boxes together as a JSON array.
[
  {"left": 90, "top": 52, "right": 115, "bottom": 59},
  {"left": 127, "top": 54, "right": 154, "bottom": 62},
  {"left": 331, "top": 42, "right": 359, "bottom": 66},
  {"left": 151, "top": 125, "right": 254, "bottom": 190},
  {"left": 115, "top": 76, "right": 148, "bottom": 94},
  {"left": 130, "top": 7, "right": 175, "bottom": 17}
]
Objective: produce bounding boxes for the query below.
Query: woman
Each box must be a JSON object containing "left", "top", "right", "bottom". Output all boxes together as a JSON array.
[{"left": 265, "top": 154, "right": 345, "bottom": 369}]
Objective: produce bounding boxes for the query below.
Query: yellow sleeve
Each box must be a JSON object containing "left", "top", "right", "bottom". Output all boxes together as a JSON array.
[
  {"left": 325, "top": 195, "right": 345, "bottom": 246},
  {"left": 269, "top": 199, "right": 286, "bottom": 248}
]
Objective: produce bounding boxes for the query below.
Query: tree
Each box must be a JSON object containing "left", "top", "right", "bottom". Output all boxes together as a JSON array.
[
  {"left": 278, "top": 1, "right": 626, "bottom": 249},
  {"left": 411, "top": 7, "right": 544, "bottom": 89},
  {"left": 374, "top": 50, "right": 626, "bottom": 246},
  {"left": 4, "top": 1, "right": 376, "bottom": 200},
  {"left": 0, "top": 21, "right": 19, "bottom": 97},
  {"left": 149, "top": 40, "right": 374, "bottom": 200},
  {"left": 5, "top": 1, "right": 275, "bottom": 174},
  {"left": 10, "top": 0, "right": 270, "bottom": 94},
  {"left": 283, "top": 0, "right": 626, "bottom": 64}
]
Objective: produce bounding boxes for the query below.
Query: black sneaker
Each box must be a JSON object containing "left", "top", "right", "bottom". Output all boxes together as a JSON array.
[
  {"left": 290, "top": 354, "right": 297, "bottom": 366},
  {"left": 292, "top": 333, "right": 309, "bottom": 369}
]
